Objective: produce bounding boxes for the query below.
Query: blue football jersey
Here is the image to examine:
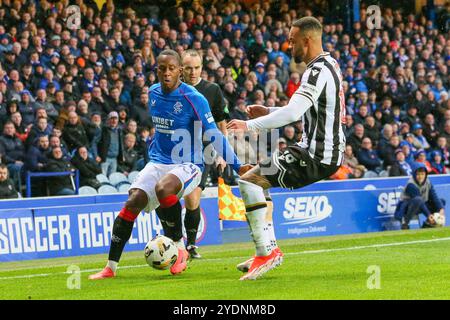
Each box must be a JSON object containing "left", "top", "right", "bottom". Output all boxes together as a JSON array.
[{"left": 148, "top": 82, "right": 241, "bottom": 172}]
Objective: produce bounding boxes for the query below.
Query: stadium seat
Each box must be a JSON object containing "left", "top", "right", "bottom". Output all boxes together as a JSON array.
[
  {"left": 363, "top": 171, "right": 379, "bottom": 179},
  {"left": 109, "top": 172, "right": 128, "bottom": 187},
  {"left": 117, "top": 183, "right": 131, "bottom": 193},
  {"left": 78, "top": 186, "right": 98, "bottom": 195},
  {"left": 98, "top": 185, "right": 119, "bottom": 194},
  {"left": 379, "top": 170, "right": 389, "bottom": 177},
  {"left": 96, "top": 174, "right": 110, "bottom": 185},
  {"left": 127, "top": 171, "right": 139, "bottom": 184}
]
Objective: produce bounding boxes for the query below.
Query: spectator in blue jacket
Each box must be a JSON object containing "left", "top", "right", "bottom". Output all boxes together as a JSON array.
[
  {"left": 357, "top": 137, "right": 382, "bottom": 173},
  {"left": 395, "top": 163, "right": 446, "bottom": 229},
  {"left": 23, "top": 135, "right": 50, "bottom": 197}
]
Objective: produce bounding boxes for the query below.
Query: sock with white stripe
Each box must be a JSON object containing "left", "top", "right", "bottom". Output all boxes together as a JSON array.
[{"left": 238, "top": 180, "right": 272, "bottom": 257}]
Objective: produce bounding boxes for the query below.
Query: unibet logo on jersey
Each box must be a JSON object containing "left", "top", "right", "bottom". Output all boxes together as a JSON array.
[{"left": 282, "top": 196, "right": 332, "bottom": 225}]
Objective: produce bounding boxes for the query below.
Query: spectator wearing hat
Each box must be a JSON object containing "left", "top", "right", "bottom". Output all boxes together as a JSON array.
[
  {"left": 402, "top": 104, "right": 421, "bottom": 128},
  {"left": 18, "top": 90, "right": 36, "bottom": 127},
  {"left": 389, "top": 149, "right": 413, "bottom": 177},
  {"left": 3, "top": 51, "right": 19, "bottom": 74},
  {"left": 430, "top": 151, "right": 448, "bottom": 175},
  {"left": 97, "top": 111, "right": 123, "bottom": 177},
  {"left": 20, "top": 63, "right": 35, "bottom": 92},
  {"left": 414, "top": 149, "right": 433, "bottom": 173},
  {"left": 412, "top": 123, "right": 431, "bottom": 151},
  {"left": 117, "top": 105, "right": 129, "bottom": 130},
  {"left": 254, "top": 62, "right": 266, "bottom": 85},
  {"left": 229, "top": 99, "right": 248, "bottom": 121}
]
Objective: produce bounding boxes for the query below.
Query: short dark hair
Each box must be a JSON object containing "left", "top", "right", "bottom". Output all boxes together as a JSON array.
[
  {"left": 157, "top": 49, "right": 182, "bottom": 65},
  {"left": 292, "top": 17, "right": 323, "bottom": 35}
]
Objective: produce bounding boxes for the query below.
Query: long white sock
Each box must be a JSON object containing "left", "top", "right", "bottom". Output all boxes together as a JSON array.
[
  {"left": 238, "top": 180, "right": 272, "bottom": 257},
  {"left": 265, "top": 199, "right": 278, "bottom": 250},
  {"left": 107, "top": 260, "right": 118, "bottom": 273}
]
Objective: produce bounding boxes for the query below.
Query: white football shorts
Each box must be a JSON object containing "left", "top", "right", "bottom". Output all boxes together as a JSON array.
[{"left": 130, "top": 162, "right": 202, "bottom": 212}]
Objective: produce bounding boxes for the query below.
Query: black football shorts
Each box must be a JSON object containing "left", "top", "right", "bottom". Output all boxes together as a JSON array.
[{"left": 259, "top": 145, "right": 340, "bottom": 190}]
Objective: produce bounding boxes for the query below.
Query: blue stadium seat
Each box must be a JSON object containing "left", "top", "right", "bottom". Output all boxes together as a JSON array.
[
  {"left": 98, "top": 185, "right": 118, "bottom": 194},
  {"left": 79, "top": 186, "right": 98, "bottom": 195},
  {"left": 127, "top": 171, "right": 139, "bottom": 184},
  {"left": 109, "top": 172, "right": 128, "bottom": 187},
  {"left": 117, "top": 183, "right": 131, "bottom": 193}
]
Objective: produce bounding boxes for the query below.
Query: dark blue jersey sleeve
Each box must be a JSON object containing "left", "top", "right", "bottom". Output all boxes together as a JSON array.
[
  {"left": 191, "top": 93, "right": 241, "bottom": 173},
  {"left": 428, "top": 184, "right": 444, "bottom": 211}
]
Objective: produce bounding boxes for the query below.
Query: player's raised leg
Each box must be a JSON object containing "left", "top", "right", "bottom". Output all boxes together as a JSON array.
[
  {"left": 237, "top": 189, "right": 284, "bottom": 273},
  {"left": 237, "top": 166, "right": 283, "bottom": 280},
  {"left": 89, "top": 188, "right": 147, "bottom": 280}
]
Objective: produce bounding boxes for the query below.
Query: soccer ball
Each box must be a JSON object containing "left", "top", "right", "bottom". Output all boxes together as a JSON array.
[
  {"left": 144, "top": 235, "right": 178, "bottom": 270},
  {"left": 433, "top": 212, "right": 446, "bottom": 227}
]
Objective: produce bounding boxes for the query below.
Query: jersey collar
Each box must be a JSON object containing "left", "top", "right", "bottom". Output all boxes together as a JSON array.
[{"left": 306, "top": 52, "right": 330, "bottom": 68}]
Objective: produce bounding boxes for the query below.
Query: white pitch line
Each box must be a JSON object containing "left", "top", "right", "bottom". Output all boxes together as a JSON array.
[{"left": 1, "top": 236, "right": 450, "bottom": 281}]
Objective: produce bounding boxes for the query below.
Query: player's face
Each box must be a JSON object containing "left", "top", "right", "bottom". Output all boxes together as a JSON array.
[
  {"left": 182, "top": 55, "right": 202, "bottom": 85},
  {"left": 288, "top": 27, "right": 306, "bottom": 63},
  {"left": 157, "top": 55, "right": 182, "bottom": 92}
]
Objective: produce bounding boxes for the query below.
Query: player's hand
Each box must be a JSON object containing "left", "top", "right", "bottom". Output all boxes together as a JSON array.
[
  {"left": 238, "top": 164, "right": 254, "bottom": 176},
  {"left": 246, "top": 105, "right": 269, "bottom": 119},
  {"left": 226, "top": 119, "right": 248, "bottom": 131}
]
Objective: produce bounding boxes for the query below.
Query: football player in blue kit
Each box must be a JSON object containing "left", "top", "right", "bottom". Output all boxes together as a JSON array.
[{"left": 90, "top": 50, "right": 250, "bottom": 279}]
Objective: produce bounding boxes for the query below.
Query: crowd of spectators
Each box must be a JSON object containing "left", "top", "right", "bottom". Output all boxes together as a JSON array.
[{"left": 0, "top": 0, "right": 449, "bottom": 198}]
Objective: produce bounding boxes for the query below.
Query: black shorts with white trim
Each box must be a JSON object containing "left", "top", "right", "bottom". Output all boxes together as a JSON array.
[{"left": 259, "top": 145, "right": 339, "bottom": 190}]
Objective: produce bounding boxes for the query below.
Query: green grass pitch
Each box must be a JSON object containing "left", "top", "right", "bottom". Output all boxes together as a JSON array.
[{"left": 1, "top": 227, "right": 450, "bottom": 300}]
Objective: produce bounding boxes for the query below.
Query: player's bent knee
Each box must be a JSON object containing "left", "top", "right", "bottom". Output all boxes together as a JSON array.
[
  {"left": 125, "top": 188, "right": 148, "bottom": 214},
  {"left": 155, "top": 174, "right": 182, "bottom": 200}
]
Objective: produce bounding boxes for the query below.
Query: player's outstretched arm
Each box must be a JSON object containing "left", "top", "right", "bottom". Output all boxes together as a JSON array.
[{"left": 227, "top": 94, "right": 313, "bottom": 131}]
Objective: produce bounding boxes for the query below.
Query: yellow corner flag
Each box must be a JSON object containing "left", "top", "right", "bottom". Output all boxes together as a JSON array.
[{"left": 218, "top": 177, "right": 246, "bottom": 221}]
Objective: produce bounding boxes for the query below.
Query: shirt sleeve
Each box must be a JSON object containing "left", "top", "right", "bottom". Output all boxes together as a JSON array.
[
  {"left": 247, "top": 67, "right": 326, "bottom": 131},
  {"left": 211, "top": 85, "right": 227, "bottom": 123},
  {"left": 193, "top": 93, "right": 242, "bottom": 172}
]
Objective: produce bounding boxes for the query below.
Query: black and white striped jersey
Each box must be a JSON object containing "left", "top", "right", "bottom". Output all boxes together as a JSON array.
[
  {"left": 296, "top": 52, "right": 346, "bottom": 166},
  {"left": 246, "top": 52, "right": 346, "bottom": 166}
]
